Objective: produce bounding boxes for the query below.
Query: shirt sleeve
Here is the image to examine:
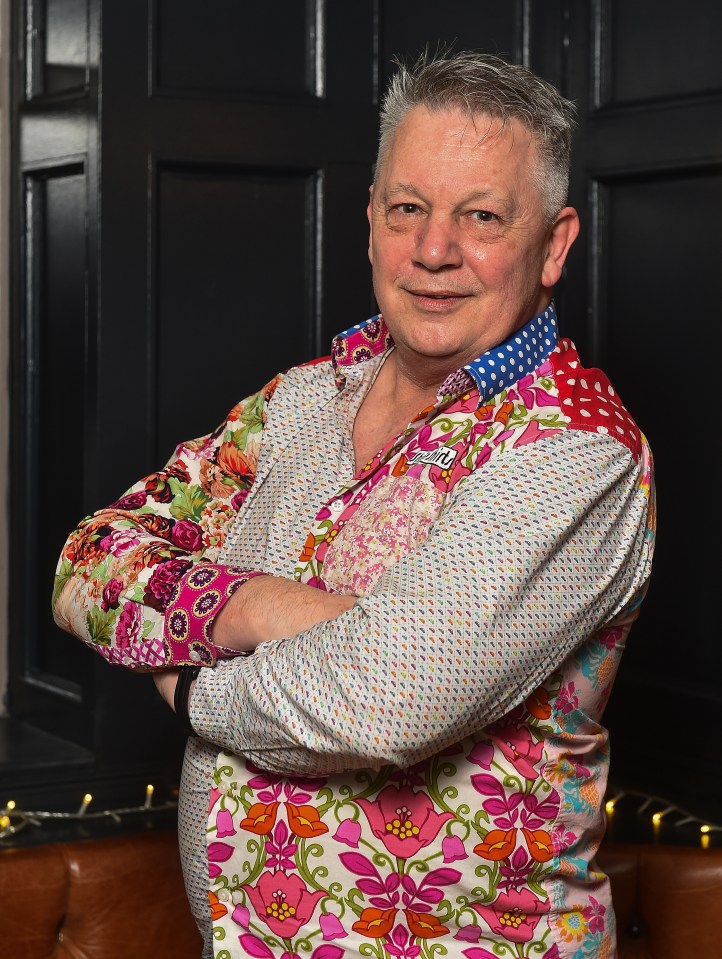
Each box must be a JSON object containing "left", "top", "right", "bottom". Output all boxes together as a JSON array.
[
  {"left": 189, "top": 429, "right": 655, "bottom": 774},
  {"left": 52, "top": 376, "right": 282, "bottom": 669}
]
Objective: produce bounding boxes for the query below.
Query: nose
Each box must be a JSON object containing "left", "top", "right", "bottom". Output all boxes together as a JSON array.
[{"left": 413, "top": 213, "right": 463, "bottom": 270}]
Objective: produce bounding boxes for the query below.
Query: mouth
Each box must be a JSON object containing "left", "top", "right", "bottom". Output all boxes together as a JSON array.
[{"left": 405, "top": 289, "right": 472, "bottom": 310}]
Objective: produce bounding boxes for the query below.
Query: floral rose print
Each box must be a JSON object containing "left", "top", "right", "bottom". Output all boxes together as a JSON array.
[
  {"left": 356, "top": 785, "right": 454, "bottom": 858},
  {"left": 471, "top": 888, "right": 550, "bottom": 943},
  {"left": 244, "top": 872, "right": 325, "bottom": 939}
]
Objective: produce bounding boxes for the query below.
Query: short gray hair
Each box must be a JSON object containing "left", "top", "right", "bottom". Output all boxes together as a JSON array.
[{"left": 376, "top": 51, "right": 577, "bottom": 222}]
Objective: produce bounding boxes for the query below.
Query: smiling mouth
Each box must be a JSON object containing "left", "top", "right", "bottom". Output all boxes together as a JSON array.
[{"left": 408, "top": 290, "right": 469, "bottom": 299}]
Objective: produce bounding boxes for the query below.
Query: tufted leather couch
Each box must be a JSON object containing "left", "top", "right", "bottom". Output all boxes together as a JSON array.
[{"left": 1, "top": 832, "right": 720, "bottom": 958}]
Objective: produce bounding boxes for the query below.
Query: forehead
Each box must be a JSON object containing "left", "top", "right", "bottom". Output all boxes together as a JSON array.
[{"left": 378, "top": 106, "right": 539, "bottom": 195}]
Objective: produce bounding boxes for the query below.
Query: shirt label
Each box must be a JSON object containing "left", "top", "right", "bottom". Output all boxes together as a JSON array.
[{"left": 408, "top": 447, "right": 458, "bottom": 470}]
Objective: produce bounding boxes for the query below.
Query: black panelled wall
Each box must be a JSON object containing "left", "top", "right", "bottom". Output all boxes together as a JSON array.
[{"left": 5, "top": 1, "right": 721, "bottom": 821}]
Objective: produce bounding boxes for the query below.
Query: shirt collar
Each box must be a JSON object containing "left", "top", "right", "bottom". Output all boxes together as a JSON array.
[{"left": 331, "top": 303, "right": 558, "bottom": 405}]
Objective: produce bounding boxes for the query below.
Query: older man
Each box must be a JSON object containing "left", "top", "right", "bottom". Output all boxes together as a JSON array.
[{"left": 54, "top": 53, "right": 655, "bottom": 959}]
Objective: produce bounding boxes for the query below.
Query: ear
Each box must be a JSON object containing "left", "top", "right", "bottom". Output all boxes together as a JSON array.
[
  {"left": 366, "top": 185, "right": 374, "bottom": 264},
  {"left": 541, "top": 207, "right": 580, "bottom": 289}
]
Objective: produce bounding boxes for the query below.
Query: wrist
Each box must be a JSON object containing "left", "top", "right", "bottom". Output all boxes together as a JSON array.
[{"left": 173, "top": 666, "right": 201, "bottom": 737}]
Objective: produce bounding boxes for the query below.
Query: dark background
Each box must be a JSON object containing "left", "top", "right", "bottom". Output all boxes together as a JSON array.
[{"left": 3, "top": 0, "right": 721, "bottom": 835}]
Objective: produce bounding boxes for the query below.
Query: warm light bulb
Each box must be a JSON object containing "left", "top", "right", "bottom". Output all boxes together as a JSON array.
[
  {"left": 605, "top": 800, "right": 615, "bottom": 814},
  {"left": 77, "top": 793, "right": 93, "bottom": 815},
  {"left": 0, "top": 815, "right": 10, "bottom": 830},
  {"left": 652, "top": 812, "right": 662, "bottom": 825},
  {"left": 6, "top": 800, "right": 15, "bottom": 811},
  {"left": 144, "top": 784, "right": 155, "bottom": 809},
  {"left": 701, "top": 825, "right": 711, "bottom": 834}
]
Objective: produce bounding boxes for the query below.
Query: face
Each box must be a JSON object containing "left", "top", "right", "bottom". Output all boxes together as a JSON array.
[{"left": 368, "top": 106, "right": 579, "bottom": 380}]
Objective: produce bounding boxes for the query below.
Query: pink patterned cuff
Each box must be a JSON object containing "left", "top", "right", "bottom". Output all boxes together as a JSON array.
[{"left": 163, "top": 563, "right": 266, "bottom": 666}]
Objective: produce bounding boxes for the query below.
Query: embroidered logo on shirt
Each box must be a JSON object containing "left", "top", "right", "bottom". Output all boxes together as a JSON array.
[{"left": 408, "top": 447, "right": 458, "bottom": 470}]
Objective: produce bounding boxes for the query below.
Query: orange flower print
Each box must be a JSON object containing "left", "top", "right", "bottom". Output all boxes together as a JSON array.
[
  {"left": 525, "top": 687, "right": 552, "bottom": 720},
  {"left": 285, "top": 803, "right": 329, "bottom": 839},
  {"left": 474, "top": 402, "right": 495, "bottom": 421},
  {"left": 216, "top": 441, "right": 256, "bottom": 485},
  {"left": 208, "top": 890, "right": 228, "bottom": 921},
  {"left": 555, "top": 907, "right": 590, "bottom": 943},
  {"left": 392, "top": 453, "right": 410, "bottom": 476},
  {"left": 522, "top": 828, "right": 554, "bottom": 862},
  {"left": 239, "top": 801, "right": 279, "bottom": 835},
  {"left": 494, "top": 399, "right": 515, "bottom": 426},
  {"left": 474, "top": 828, "right": 517, "bottom": 861},
  {"left": 352, "top": 907, "right": 397, "bottom": 939},
  {"left": 299, "top": 532, "right": 317, "bottom": 563},
  {"left": 405, "top": 910, "right": 450, "bottom": 938}
]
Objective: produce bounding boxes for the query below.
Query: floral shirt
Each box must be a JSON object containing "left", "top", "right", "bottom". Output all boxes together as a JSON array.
[{"left": 54, "top": 305, "right": 655, "bottom": 959}]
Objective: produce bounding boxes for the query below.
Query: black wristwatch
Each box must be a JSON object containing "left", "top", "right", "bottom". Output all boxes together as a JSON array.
[{"left": 173, "top": 666, "right": 201, "bottom": 737}]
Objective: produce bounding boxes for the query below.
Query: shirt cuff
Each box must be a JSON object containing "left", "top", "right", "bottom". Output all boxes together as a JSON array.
[{"left": 163, "top": 563, "right": 266, "bottom": 666}]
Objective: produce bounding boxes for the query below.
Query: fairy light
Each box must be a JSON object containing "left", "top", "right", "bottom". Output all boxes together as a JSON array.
[
  {"left": 603, "top": 787, "right": 722, "bottom": 840},
  {"left": 0, "top": 787, "right": 179, "bottom": 842}
]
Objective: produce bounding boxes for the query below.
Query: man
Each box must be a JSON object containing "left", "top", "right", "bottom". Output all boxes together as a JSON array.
[{"left": 54, "top": 52, "right": 655, "bottom": 959}]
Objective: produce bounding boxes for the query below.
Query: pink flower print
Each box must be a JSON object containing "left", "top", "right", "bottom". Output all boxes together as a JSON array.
[
  {"left": 551, "top": 823, "right": 577, "bottom": 855},
  {"left": 115, "top": 601, "right": 142, "bottom": 649},
  {"left": 231, "top": 903, "right": 250, "bottom": 928},
  {"left": 207, "top": 841, "right": 234, "bottom": 879},
  {"left": 101, "top": 577, "right": 123, "bottom": 612},
  {"left": 468, "top": 740, "right": 494, "bottom": 769},
  {"left": 454, "top": 923, "right": 482, "bottom": 943},
  {"left": 471, "top": 887, "right": 550, "bottom": 943},
  {"left": 333, "top": 818, "right": 361, "bottom": 847},
  {"left": 513, "top": 419, "right": 560, "bottom": 448},
  {"left": 100, "top": 528, "right": 140, "bottom": 555},
  {"left": 244, "top": 871, "right": 325, "bottom": 939},
  {"left": 442, "top": 835, "right": 468, "bottom": 863},
  {"left": 357, "top": 786, "right": 454, "bottom": 859},
  {"left": 489, "top": 724, "right": 544, "bottom": 780},
  {"left": 319, "top": 912, "right": 348, "bottom": 940},
  {"left": 208, "top": 787, "right": 222, "bottom": 814},
  {"left": 584, "top": 896, "right": 606, "bottom": 934},
  {"left": 516, "top": 377, "right": 558, "bottom": 411},
  {"left": 556, "top": 682, "right": 579, "bottom": 714},
  {"left": 384, "top": 924, "right": 421, "bottom": 957},
  {"left": 264, "top": 820, "right": 298, "bottom": 872},
  {"left": 215, "top": 807, "right": 236, "bottom": 838}
]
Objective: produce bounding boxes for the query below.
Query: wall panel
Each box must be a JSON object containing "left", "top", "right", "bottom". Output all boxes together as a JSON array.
[{"left": 154, "top": 165, "right": 317, "bottom": 454}]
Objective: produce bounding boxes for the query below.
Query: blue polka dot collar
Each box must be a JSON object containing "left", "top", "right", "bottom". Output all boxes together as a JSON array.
[
  {"left": 331, "top": 303, "right": 558, "bottom": 405},
  {"left": 441, "top": 303, "right": 558, "bottom": 403}
]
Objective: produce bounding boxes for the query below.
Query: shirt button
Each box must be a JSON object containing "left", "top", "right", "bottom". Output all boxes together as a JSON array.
[{"left": 189, "top": 648, "right": 202, "bottom": 662}]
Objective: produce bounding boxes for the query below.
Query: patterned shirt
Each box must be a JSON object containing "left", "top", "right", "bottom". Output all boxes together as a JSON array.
[{"left": 54, "top": 304, "right": 655, "bottom": 959}]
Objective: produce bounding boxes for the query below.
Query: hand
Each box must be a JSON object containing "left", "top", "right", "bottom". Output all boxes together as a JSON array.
[{"left": 153, "top": 668, "right": 180, "bottom": 709}]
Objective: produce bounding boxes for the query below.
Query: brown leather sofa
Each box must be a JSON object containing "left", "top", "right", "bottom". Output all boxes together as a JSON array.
[{"left": 1, "top": 832, "right": 720, "bottom": 958}]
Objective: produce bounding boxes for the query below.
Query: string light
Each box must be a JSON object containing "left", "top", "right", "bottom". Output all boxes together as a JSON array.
[
  {"left": 605, "top": 786, "right": 721, "bottom": 838},
  {"left": 0, "top": 788, "right": 177, "bottom": 841}
]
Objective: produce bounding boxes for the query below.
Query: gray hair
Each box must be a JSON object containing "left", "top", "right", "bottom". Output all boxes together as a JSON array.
[{"left": 376, "top": 51, "right": 577, "bottom": 222}]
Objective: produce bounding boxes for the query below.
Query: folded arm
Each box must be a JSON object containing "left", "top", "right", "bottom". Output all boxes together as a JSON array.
[
  {"left": 52, "top": 378, "right": 282, "bottom": 669},
  {"left": 189, "top": 430, "right": 654, "bottom": 776}
]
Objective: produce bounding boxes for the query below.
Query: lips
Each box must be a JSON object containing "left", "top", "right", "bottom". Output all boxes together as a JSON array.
[{"left": 409, "top": 290, "right": 468, "bottom": 298}]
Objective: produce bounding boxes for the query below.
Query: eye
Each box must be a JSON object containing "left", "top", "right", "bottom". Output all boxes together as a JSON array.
[
  {"left": 471, "top": 210, "right": 498, "bottom": 222},
  {"left": 395, "top": 203, "right": 421, "bottom": 215}
]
